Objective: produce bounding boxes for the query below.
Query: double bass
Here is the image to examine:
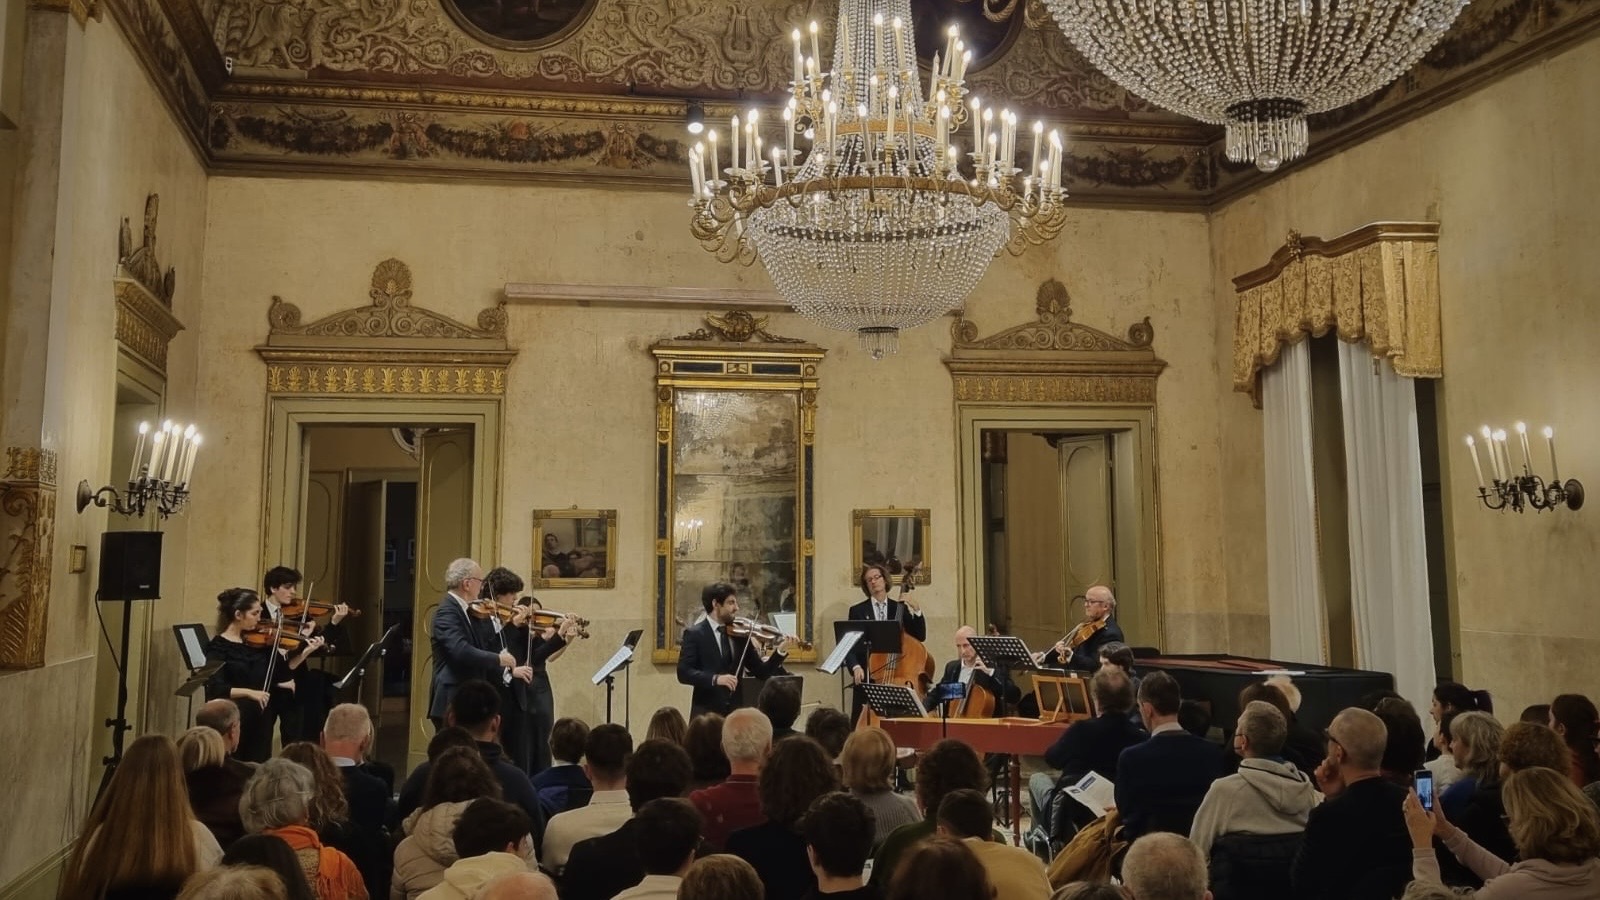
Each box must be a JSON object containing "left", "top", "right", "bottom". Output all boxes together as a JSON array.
[{"left": 856, "top": 562, "right": 934, "bottom": 728}]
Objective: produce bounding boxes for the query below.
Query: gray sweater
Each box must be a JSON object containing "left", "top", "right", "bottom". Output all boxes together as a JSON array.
[
  {"left": 1189, "top": 757, "right": 1320, "bottom": 858},
  {"left": 1413, "top": 828, "right": 1600, "bottom": 899}
]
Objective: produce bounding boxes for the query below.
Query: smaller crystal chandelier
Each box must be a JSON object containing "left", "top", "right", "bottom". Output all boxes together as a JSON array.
[
  {"left": 1464, "top": 423, "right": 1584, "bottom": 513},
  {"left": 77, "top": 420, "right": 203, "bottom": 519},
  {"left": 687, "top": 0, "right": 1068, "bottom": 358}
]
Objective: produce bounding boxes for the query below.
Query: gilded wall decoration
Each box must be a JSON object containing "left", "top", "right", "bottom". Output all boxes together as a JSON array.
[
  {"left": 0, "top": 447, "right": 58, "bottom": 670},
  {"left": 267, "top": 258, "right": 507, "bottom": 338},
  {"left": 674, "top": 311, "right": 803, "bottom": 344},
  {"left": 263, "top": 363, "right": 508, "bottom": 395},
  {"left": 952, "top": 279, "right": 1155, "bottom": 352},
  {"left": 114, "top": 194, "right": 186, "bottom": 376},
  {"left": 442, "top": 0, "right": 598, "bottom": 49}
]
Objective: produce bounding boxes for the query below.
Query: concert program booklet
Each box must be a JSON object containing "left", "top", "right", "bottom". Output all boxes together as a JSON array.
[{"left": 1064, "top": 771, "right": 1116, "bottom": 817}]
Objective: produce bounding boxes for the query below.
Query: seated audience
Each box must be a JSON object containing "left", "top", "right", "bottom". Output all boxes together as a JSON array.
[
  {"left": 691, "top": 707, "right": 773, "bottom": 849},
  {"left": 1097, "top": 641, "right": 1143, "bottom": 720},
  {"left": 727, "top": 737, "right": 841, "bottom": 900},
  {"left": 935, "top": 789, "right": 1051, "bottom": 900},
  {"left": 1423, "top": 711, "right": 1464, "bottom": 793},
  {"left": 1438, "top": 711, "right": 1515, "bottom": 881},
  {"left": 1179, "top": 700, "right": 1213, "bottom": 739},
  {"left": 1429, "top": 682, "right": 1494, "bottom": 762},
  {"left": 390, "top": 728, "right": 476, "bottom": 830},
  {"left": 798, "top": 792, "right": 878, "bottom": 900},
  {"left": 559, "top": 739, "right": 695, "bottom": 900},
  {"left": 195, "top": 698, "right": 258, "bottom": 781},
  {"left": 393, "top": 747, "right": 511, "bottom": 900},
  {"left": 1549, "top": 694, "right": 1600, "bottom": 789},
  {"left": 1290, "top": 708, "right": 1412, "bottom": 900},
  {"left": 1050, "top": 885, "right": 1130, "bottom": 900},
  {"left": 1407, "top": 765, "right": 1600, "bottom": 897},
  {"left": 1499, "top": 722, "right": 1571, "bottom": 777},
  {"left": 1029, "top": 667, "right": 1146, "bottom": 839},
  {"left": 279, "top": 743, "right": 362, "bottom": 877},
  {"left": 645, "top": 706, "right": 688, "bottom": 745},
  {"left": 416, "top": 798, "right": 533, "bottom": 900},
  {"left": 884, "top": 836, "right": 992, "bottom": 900},
  {"left": 1375, "top": 697, "right": 1428, "bottom": 787},
  {"left": 317, "top": 704, "right": 391, "bottom": 899},
  {"left": 475, "top": 871, "right": 556, "bottom": 900},
  {"left": 870, "top": 739, "right": 990, "bottom": 889},
  {"left": 839, "top": 727, "right": 921, "bottom": 846},
  {"left": 530, "top": 717, "right": 592, "bottom": 818},
  {"left": 1190, "top": 701, "right": 1317, "bottom": 899},
  {"left": 178, "top": 725, "right": 249, "bottom": 849},
  {"left": 1122, "top": 832, "right": 1212, "bottom": 900},
  {"left": 61, "top": 734, "right": 222, "bottom": 900},
  {"left": 538, "top": 722, "right": 632, "bottom": 872},
  {"left": 1115, "top": 671, "right": 1224, "bottom": 840},
  {"left": 804, "top": 707, "right": 854, "bottom": 762},
  {"left": 177, "top": 866, "right": 288, "bottom": 900},
  {"left": 760, "top": 678, "right": 804, "bottom": 741},
  {"left": 240, "top": 758, "right": 366, "bottom": 900},
  {"left": 611, "top": 798, "right": 703, "bottom": 900},
  {"left": 1222, "top": 681, "right": 1323, "bottom": 782},
  {"left": 686, "top": 712, "right": 733, "bottom": 789},
  {"left": 1521, "top": 704, "right": 1552, "bottom": 725},
  {"left": 220, "top": 834, "right": 318, "bottom": 900},
  {"left": 679, "top": 855, "right": 766, "bottom": 900}
]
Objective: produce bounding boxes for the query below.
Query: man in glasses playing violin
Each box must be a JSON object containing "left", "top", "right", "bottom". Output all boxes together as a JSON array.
[{"left": 677, "top": 581, "right": 793, "bottom": 718}]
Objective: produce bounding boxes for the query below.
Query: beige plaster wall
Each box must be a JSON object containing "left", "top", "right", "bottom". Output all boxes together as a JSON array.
[
  {"left": 0, "top": 13, "right": 208, "bottom": 894},
  {"left": 1209, "top": 34, "right": 1600, "bottom": 716},
  {"left": 189, "top": 177, "right": 1220, "bottom": 737}
]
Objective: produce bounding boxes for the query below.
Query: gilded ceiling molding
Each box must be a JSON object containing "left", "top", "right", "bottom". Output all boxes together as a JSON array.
[
  {"left": 0, "top": 447, "right": 58, "bottom": 669},
  {"left": 256, "top": 258, "right": 516, "bottom": 397},
  {"left": 114, "top": 194, "right": 187, "bottom": 376},
  {"left": 945, "top": 279, "right": 1167, "bottom": 406},
  {"left": 1231, "top": 223, "right": 1442, "bottom": 404}
]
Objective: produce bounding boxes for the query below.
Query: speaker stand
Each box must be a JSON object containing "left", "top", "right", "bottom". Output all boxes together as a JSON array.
[{"left": 97, "top": 597, "right": 141, "bottom": 802}]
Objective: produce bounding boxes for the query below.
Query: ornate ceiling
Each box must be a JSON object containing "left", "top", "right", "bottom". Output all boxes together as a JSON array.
[{"left": 107, "top": 0, "right": 1600, "bottom": 208}]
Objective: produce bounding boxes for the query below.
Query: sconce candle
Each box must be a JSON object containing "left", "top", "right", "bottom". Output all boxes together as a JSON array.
[
  {"left": 1544, "top": 426, "right": 1559, "bottom": 482},
  {"left": 1465, "top": 436, "right": 1485, "bottom": 489},
  {"left": 129, "top": 421, "right": 149, "bottom": 483},
  {"left": 1467, "top": 421, "right": 1582, "bottom": 513},
  {"left": 1516, "top": 422, "right": 1532, "bottom": 473},
  {"left": 79, "top": 418, "right": 203, "bottom": 519}
]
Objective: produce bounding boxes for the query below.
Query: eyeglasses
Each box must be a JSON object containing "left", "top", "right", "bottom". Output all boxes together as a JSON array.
[{"left": 1322, "top": 729, "right": 1345, "bottom": 751}]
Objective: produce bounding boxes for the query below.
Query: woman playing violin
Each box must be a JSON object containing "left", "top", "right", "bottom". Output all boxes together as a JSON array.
[
  {"left": 1034, "top": 585, "right": 1125, "bottom": 672},
  {"left": 204, "top": 587, "right": 323, "bottom": 761}
]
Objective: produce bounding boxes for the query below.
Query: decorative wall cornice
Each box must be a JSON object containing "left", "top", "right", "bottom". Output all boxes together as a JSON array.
[{"left": 0, "top": 447, "right": 58, "bottom": 670}]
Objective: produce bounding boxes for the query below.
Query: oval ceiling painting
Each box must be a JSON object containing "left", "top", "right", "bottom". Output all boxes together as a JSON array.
[{"left": 442, "top": 0, "right": 598, "bottom": 49}]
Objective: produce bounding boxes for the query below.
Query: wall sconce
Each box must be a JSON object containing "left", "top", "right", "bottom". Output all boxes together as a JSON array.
[
  {"left": 1464, "top": 422, "right": 1582, "bottom": 513},
  {"left": 77, "top": 419, "right": 203, "bottom": 519},
  {"left": 674, "top": 516, "right": 704, "bottom": 554}
]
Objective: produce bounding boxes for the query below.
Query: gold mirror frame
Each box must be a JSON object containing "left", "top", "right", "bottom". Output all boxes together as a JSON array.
[
  {"left": 851, "top": 508, "right": 931, "bottom": 584},
  {"left": 531, "top": 508, "right": 618, "bottom": 589},
  {"left": 650, "top": 313, "right": 824, "bottom": 663}
]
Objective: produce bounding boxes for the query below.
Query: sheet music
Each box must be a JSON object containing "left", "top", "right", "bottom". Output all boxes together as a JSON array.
[
  {"left": 819, "top": 630, "right": 864, "bottom": 674},
  {"left": 1064, "top": 771, "right": 1116, "bottom": 817},
  {"left": 592, "top": 644, "right": 635, "bottom": 685}
]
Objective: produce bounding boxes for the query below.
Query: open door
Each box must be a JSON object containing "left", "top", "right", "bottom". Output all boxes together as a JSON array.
[
  {"left": 408, "top": 428, "right": 474, "bottom": 770},
  {"left": 1058, "top": 434, "right": 1120, "bottom": 631},
  {"left": 342, "top": 480, "right": 387, "bottom": 720}
]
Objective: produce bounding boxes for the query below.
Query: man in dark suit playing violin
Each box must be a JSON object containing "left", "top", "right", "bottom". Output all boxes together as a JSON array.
[
  {"left": 936, "top": 626, "right": 1019, "bottom": 717},
  {"left": 677, "top": 581, "right": 791, "bottom": 718},
  {"left": 1035, "top": 584, "right": 1125, "bottom": 672},
  {"left": 429, "top": 558, "right": 517, "bottom": 728}
]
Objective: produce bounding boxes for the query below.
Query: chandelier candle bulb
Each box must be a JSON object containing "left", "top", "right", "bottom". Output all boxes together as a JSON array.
[
  {"left": 944, "top": 26, "right": 957, "bottom": 77},
  {"left": 1031, "top": 120, "right": 1043, "bottom": 171},
  {"left": 163, "top": 425, "right": 183, "bottom": 482},
  {"left": 929, "top": 52, "right": 940, "bottom": 98},
  {"left": 891, "top": 17, "right": 906, "bottom": 72},
  {"left": 772, "top": 149, "right": 784, "bottom": 186},
  {"left": 873, "top": 13, "right": 885, "bottom": 70},
  {"left": 1465, "top": 436, "right": 1486, "bottom": 490},
  {"left": 1493, "top": 430, "right": 1510, "bottom": 481},
  {"left": 1516, "top": 421, "right": 1532, "bottom": 472},
  {"left": 783, "top": 108, "right": 794, "bottom": 159},
  {"left": 809, "top": 21, "right": 820, "bottom": 71},
  {"left": 707, "top": 129, "right": 718, "bottom": 179},
  {"left": 792, "top": 29, "right": 803, "bottom": 84},
  {"left": 129, "top": 421, "right": 149, "bottom": 482},
  {"left": 1544, "top": 427, "right": 1559, "bottom": 481},
  {"left": 731, "top": 117, "right": 740, "bottom": 172},
  {"left": 957, "top": 47, "right": 970, "bottom": 81},
  {"left": 148, "top": 429, "right": 166, "bottom": 482}
]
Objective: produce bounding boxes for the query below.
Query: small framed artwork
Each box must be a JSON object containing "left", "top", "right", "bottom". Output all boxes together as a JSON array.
[{"left": 532, "top": 508, "right": 617, "bottom": 589}]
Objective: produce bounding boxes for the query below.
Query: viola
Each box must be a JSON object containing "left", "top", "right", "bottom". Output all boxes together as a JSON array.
[
  {"left": 728, "top": 617, "right": 813, "bottom": 651},
  {"left": 1063, "top": 617, "right": 1108, "bottom": 651},
  {"left": 526, "top": 608, "right": 591, "bottom": 639}
]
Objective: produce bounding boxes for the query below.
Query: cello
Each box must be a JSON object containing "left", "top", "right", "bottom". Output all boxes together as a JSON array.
[{"left": 856, "top": 562, "right": 934, "bottom": 728}]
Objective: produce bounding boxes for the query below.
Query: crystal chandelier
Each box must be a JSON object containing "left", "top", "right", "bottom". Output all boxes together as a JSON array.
[
  {"left": 1041, "top": 0, "right": 1470, "bottom": 172},
  {"left": 686, "top": 0, "right": 1069, "bottom": 359}
]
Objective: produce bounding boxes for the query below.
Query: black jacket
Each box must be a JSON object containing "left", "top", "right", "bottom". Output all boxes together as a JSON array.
[
  {"left": 1290, "top": 777, "right": 1413, "bottom": 900},
  {"left": 1045, "top": 709, "right": 1148, "bottom": 783},
  {"left": 1114, "top": 729, "right": 1224, "bottom": 839},
  {"left": 1208, "top": 831, "right": 1303, "bottom": 900},
  {"left": 676, "top": 620, "right": 789, "bottom": 717},
  {"left": 333, "top": 763, "right": 392, "bottom": 898},
  {"left": 1037, "top": 619, "right": 1126, "bottom": 672},
  {"left": 427, "top": 596, "right": 504, "bottom": 720},
  {"left": 843, "top": 597, "right": 927, "bottom": 673}
]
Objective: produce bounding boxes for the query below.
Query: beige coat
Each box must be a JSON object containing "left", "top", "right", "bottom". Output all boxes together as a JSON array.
[{"left": 390, "top": 801, "right": 537, "bottom": 900}]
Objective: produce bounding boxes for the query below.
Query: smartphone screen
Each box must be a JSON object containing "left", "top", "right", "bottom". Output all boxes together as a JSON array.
[{"left": 1415, "top": 769, "right": 1435, "bottom": 811}]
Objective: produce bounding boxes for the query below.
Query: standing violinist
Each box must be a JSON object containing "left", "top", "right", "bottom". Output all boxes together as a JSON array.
[
  {"left": 428, "top": 558, "right": 517, "bottom": 729},
  {"left": 262, "top": 565, "right": 349, "bottom": 742},
  {"left": 845, "top": 563, "right": 926, "bottom": 686},
  {"left": 204, "top": 587, "right": 322, "bottom": 761},
  {"left": 1036, "top": 585, "right": 1125, "bottom": 672},
  {"left": 937, "top": 626, "right": 1019, "bottom": 717},
  {"left": 516, "top": 597, "right": 581, "bottom": 775},
  {"left": 677, "top": 581, "right": 792, "bottom": 718}
]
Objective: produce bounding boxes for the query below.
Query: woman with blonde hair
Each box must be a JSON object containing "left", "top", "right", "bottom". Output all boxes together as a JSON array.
[
  {"left": 59, "top": 734, "right": 222, "bottom": 900},
  {"left": 279, "top": 743, "right": 351, "bottom": 836},
  {"left": 838, "top": 727, "right": 919, "bottom": 846},
  {"left": 679, "top": 855, "right": 765, "bottom": 900},
  {"left": 178, "top": 726, "right": 249, "bottom": 849},
  {"left": 1406, "top": 765, "right": 1600, "bottom": 897},
  {"left": 1435, "top": 711, "right": 1514, "bottom": 884},
  {"left": 240, "top": 758, "right": 366, "bottom": 900},
  {"left": 645, "top": 706, "right": 688, "bottom": 745},
  {"left": 176, "top": 867, "right": 287, "bottom": 900}
]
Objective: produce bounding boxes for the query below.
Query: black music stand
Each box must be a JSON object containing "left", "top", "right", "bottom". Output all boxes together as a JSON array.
[
  {"left": 855, "top": 681, "right": 929, "bottom": 720},
  {"left": 592, "top": 629, "right": 644, "bottom": 728},
  {"left": 832, "top": 619, "right": 905, "bottom": 715},
  {"left": 336, "top": 624, "right": 400, "bottom": 692}
]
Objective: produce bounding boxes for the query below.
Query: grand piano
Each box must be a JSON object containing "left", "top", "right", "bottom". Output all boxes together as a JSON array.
[{"left": 1137, "top": 653, "right": 1394, "bottom": 735}]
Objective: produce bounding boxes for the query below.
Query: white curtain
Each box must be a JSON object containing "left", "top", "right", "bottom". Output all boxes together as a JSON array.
[
  {"left": 1337, "top": 342, "right": 1436, "bottom": 707},
  {"left": 1261, "top": 340, "right": 1328, "bottom": 665}
]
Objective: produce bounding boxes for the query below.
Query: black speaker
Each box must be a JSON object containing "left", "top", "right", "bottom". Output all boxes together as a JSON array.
[{"left": 99, "top": 531, "right": 162, "bottom": 600}]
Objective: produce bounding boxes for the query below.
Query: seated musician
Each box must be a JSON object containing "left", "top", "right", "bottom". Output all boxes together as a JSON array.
[
  {"left": 936, "top": 626, "right": 1020, "bottom": 717},
  {"left": 1035, "top": 585, "right": 1125, "bottom": 672}
]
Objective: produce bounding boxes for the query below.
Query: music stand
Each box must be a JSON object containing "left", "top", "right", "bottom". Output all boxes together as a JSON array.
[
  {"left": 592, "top": 629, "right": 644, "bottom": 728},
  {"left": 830, "top": 620, "right": 904, "bottom": 714},
  {"left": 335, "top": 624, "right": 400, "bottom": 692},
  {"left": 171, "top": 624, "right": 221, "bottom": 728},
  {"left": 855, "top": 682, "right": 929, "bottom": 720}
]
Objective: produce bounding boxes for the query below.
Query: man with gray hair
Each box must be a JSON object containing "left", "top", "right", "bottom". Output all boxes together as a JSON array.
[
  {"left": 196, "top": 697, "right": 256, "bottom": 779},
  {"left": 321, "top": 702, "right": 391, "bottom": 896},
  {"left": 1037, "top": 585, "right": 1125, "bottom": 672},
  {"left": 1290, "top": 707, "right": 1413, "bottom": 899},
  {"left": 689, "top": 707, "right": 772, "bottom": 848},
  {"left": 429, "top": 557, "right": 515, "bottom": 726},
  {"left": 1123, "top": 832, "right": 1212, "bottom": 900}
]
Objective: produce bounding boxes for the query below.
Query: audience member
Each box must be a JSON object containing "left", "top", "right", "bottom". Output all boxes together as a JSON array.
[
  {"left": 1521, "top": 704, "right": 1552, "bottom": 725},
  {"left": 870, "top": 739, "right": 989, "bottom": 889},
  {"left": 560, "top": 739, "right": 695, "bottom": 900},
  {"left": 839, "top": 727, "right": 921, "bottom": 846},
  {"left": 1437, "top": 710, "right": 1515, "bottom": 881},
  {"left": 1407, "top": 765, "right": 1600, "bottom": 897},
  {"left": 530, "top": 717, "right": 592, "bottom": 818},
  {"left": 686, "top": 712, "right": 733, "bottom": 789},
  {"left": 1050, "top": 885, "right": 1129, "bottom": 900},
  {"left": 798, "top": 792, "right": 878, "bottom": 900},
  {"left": 727, "top": 737, "right": 841, "bottom": 900},
  {"left": 1375, "top": 697, "right": 1429, "bottom": 787},
  {"left": 195, "top": 698, "right": 258, "bottom": 781},
  {"left": 936, "top": 789, "right": 1050, "bottom": 900},
  {"left": 612, "top": 798, "right": 703, "bottom": 900},
  {"left": 475, "top": 871, "right": 556, "bottom": 900},
  {"left": 646, "top": 706, "right": 688, "bottom": 745},
  {"left": 1228, "top": 681, "right": 1323, "bottom": 780},
  {"left": 60, "top": 734, "right": 222, "bottom": 900},
  {"left": 759, "top": 678, "right": 803, "bottom": 741},
  {"left": 220, "top": 834, "right": 317, "bottom": 900},
  {"left": 1396, "top": 883, "right": 1462, "bottom": 900},
  {"left": 692, "top": 708, "right": 773, "bottom": 848},
  {"left": 317, "top": 704, "right": 391, "bottom": 899},
  {"left": 1549, "top": 694, "right": 1600, "bottom": 788},
  {"left": 392, "top": 747, "right": 508, "bottom": 900},
  {"left": 1290, "top": 708, "right": 1412, "bottom": 900},
  {"left": 539, "top": 722, "right": 632, "bottom": 872},
  {"left": 1429, "top": 683, "right": 1494, "bottom": 762},
  {"left": 883, "top": 836, "right": 991, "bottom": 900},
  {"left": 416, "top": 798, "right": 533, "bottom": 900},
  {"left": 1423, "top": 711, "right": 1464, "bottom": 793},
  {"left": 1178, "top": 701, "right": 1213, "bottom": 740},
  {"left": 178, "top": 725, "right": 249, "bottom": 848},
  {"left": 239, "top": 758, "right": 366, "bottom": 900},
  {"left": 1499, "top": 722, "right": 1571, "bottom": 777},
  {"left": 1122, "top": 832, "right": 1212, "bottom": 900},
  {"left": 278, "top": 743, "right": 351, "bottom": 841},
  {"left": 177, "top": 866, "right": 287, "bottom": 900},
  {"left": 1097, "top": 642, "right": 1143, "bottom": 725},
  {"left": 804, "top": 707, "right": 853, "bottom": 761},
  {"left": 1030, "top": 667, "right": 1146, "bottom": 839},
  {"left": 679, "top": 855, "right": 766, "bottom": 900},
  {"left": 1115, "top": 671, "right": 1224, "bottom": 840}
]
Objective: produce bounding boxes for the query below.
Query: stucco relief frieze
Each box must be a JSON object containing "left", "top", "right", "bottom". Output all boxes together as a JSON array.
[{"left": 0, "top": 448, "right": 57, "bottom": 670}]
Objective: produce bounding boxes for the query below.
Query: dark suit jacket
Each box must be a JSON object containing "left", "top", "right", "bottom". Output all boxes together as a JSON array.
[
  {"left": 677, "top": 620, "right": 789, "bottom": 717},
  {"left": 334, "top": 763, "right": 391, "bottom": 898},
  {"left": 1038, "top": 618, "right": 1126, "bottom": 671},
  {"left": 1290, "top": 776, "right": 1413, "bottom": 900},
  {"left": 727, "top": 820, "right": 815, "bottom": 900},
  {"left": 427, "top": 595, "right": 504, "bottom": 720},
  {"left": 936, "top": 660, "right": 1019, "bottom": 715},
  {"left": 1114, "top": 728, "right": 1224, "bottom": 839},
  {"left": 843, "top": 597, "right": 928, "bottom": 673},
  {"left": 1044, "top": 709, "right": 1148, "bottom": 783},
  {"left": 561, "top": 819, "right": 715, "bottom": 900}
]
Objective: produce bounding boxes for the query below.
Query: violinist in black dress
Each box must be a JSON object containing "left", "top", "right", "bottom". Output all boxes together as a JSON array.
[{"left": 204, "top": 587, "right": 324, "bottom": 761}]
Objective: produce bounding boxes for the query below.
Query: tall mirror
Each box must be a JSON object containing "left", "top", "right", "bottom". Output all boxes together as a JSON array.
[
  {"left": 852, "top": 508, "right": 931, "bottom": 584},
  {"left": 651, "top": 322, "right": 823, "bottom": 661}
]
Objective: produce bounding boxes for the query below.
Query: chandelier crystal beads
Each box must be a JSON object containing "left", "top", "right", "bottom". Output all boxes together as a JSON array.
[
  {"left": 1041, "top": 0, "right": 1471, "bottom": 172},
  {"left": 687, "top": 0, "right": 1069, "bottom": 358}
]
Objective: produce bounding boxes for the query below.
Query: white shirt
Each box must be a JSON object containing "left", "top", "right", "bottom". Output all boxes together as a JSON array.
[
  {"left": 541, "top": 789, "right": 632, "bottom": 872},
  {"left": 958, "top": 663, "right": 977, "bottom": 686},
  {"left": 448, "top": 590, "right": 473, "bottom": 615},
  {"left": 1150, "top": 721, "right": 1185, "bottom": 736},
  {"left": 612, "top": 874, "right": 684, "bottom": 900}
]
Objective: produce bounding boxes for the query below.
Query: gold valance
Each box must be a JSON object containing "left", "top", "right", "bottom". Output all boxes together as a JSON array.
[{"left": 1232, "top": 222, "right": 1441, "bottom": 402}]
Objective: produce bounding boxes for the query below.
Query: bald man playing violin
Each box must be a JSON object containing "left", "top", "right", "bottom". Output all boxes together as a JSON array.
[
  {"left": 1034, "top": 585, "right": 1125, "bottom": 672},
  {"left": 678, "top": 581, "right": 793, "bottom": 718}
]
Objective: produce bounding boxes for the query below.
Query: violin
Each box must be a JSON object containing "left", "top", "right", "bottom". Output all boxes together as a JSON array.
[
  {"left": 1063, "top": 616, "right": 1108, "bottom": 651},
  {"left": 241, "top": 623, "right": 309, "bottom": 652},
  {"left": 526, "top": 608, "right": 591, "bottom": 639},
  {"left": 278, "top": 596, "right": 361, "bottom": 620},
  {"left": 470, "top": 600, "right": 592, "bottom": 639},
  {"left": 728, "top": 617, "right": 813, "bottom": 651}
]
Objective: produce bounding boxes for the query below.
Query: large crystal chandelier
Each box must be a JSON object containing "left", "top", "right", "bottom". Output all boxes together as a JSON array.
[
  {"left": 1042, "top": 0, "right": 1470, "bottom": 172},
  {"left": 686, "top": 0, "right": 1068, "bottom": 358}
]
